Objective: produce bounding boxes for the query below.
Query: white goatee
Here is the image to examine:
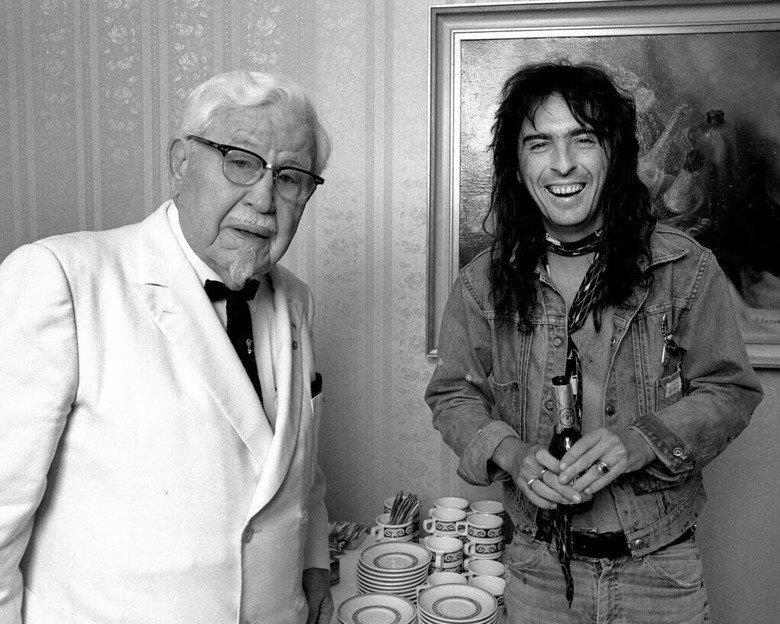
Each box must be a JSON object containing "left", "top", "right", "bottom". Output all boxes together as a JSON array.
[{"left": 227, "top": 246, "right": 258, "bottom": 288}]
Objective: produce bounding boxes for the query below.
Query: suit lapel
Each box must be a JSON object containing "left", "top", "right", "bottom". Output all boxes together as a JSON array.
[
  {"left": 246, "top": 267, "right": 307, "bottom": 517},
  {"left": 132, "top": 205, "right": 274, "bottom": 470}
]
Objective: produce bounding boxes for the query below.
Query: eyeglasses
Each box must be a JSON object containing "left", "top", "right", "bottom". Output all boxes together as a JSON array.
[{"left": 186, "top": 135, "right": 324, "bottom": 203}]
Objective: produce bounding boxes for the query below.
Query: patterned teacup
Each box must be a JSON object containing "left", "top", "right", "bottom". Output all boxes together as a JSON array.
[
  {"left": 415, "top": 570, "right": 467, "bottom": 599},
  {"left": 424, "top": 535, "right": 465, "bottom": 569},
  {"left": 462, "top": 558, "right": 507, "bottom": 580},
  {"left": 469, "top": 500, "right": 504, "bottom": 516},
  {"left": 370, "top": 513, "right": 415, "bottom": 542},
  {"left": 432, "top": 496, "right": 469, "bottom": 512},
  {"left": 463, "top": 538, "right": 505, "bottom": 558},
  {"left": 456, "top": 512, "right": 503, "bottom": 541},
  {"left": 423, "top": 507, "right": 467, "bottom": 536}
]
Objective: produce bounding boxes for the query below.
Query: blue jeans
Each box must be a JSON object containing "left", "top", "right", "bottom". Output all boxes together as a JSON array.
[{"left": 503, "top": 531, "right": 709, "bottom": 624}]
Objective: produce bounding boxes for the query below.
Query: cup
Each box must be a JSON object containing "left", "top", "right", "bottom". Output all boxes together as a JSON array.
[
  {"left": 415, "top": 570, "right": 467, "bottom": 599},
  {"left": 424, "top": 535, "right": 464, "bottom": 569},
  {"left": 455, "top": 512, "right": 503, "bottom": 541},
  {"left": 469, "top": 500, "right": 504, "bottom": 516},
  {"left": 432, "top": 496, "right": 469, "bottom": 512},
  {"left": 423, "top": 507, "right": 467, "bottom": 536},
  {"left": 463, "top": 538, "right": 505, "bottom": 558},
  {"left": 370, "top": 513, "right": 415, "bottom": 542},
  {"left": 383, "top": 497, "right": 420, "bottom": 534},
  {"left": 462, "top": 558, "right": 507, "bottom": 579},
  {"left": 468, "top": 574, "right": 506, "bottom": 606}
]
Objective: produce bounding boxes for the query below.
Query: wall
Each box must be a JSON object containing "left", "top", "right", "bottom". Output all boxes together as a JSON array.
[{"left": 0, "top": 1, "right": 776, "bottom": 623}]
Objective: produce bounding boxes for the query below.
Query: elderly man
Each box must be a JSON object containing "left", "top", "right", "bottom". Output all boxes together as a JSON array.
[
  {"left": 426, "top": 62, "right": 762, "bottom": 623},
  {"left": 0, "top": 71, "right": 332, "bottom": 624}
]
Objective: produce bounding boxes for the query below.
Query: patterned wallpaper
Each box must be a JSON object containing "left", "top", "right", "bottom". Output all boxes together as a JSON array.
[{"left": 0, "top": 0, "right": 494, "bottom": 529}]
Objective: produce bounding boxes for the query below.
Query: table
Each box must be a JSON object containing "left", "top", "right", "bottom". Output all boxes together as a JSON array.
[{"left": 329, "top": 539, "right": 367, "bottom": 623}]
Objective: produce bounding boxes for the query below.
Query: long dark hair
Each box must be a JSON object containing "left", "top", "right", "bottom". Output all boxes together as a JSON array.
[{"left": 487, "top": 61, "right": 655, "bottom": 329}]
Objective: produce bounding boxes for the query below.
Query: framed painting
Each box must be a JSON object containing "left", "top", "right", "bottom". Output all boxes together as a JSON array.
[{"left": 427, "top": 0, "right": 780, "bottom": 367}]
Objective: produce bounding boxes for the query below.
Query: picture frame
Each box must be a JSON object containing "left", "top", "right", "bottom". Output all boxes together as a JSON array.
[{"left": 427, "top": 0, "right": 780, "bottom": 368}]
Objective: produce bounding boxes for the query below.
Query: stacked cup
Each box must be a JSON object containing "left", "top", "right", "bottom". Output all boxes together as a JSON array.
[
  {"left": 457, "top": 512, "right": 505, "bottom": 563},
  {"left": 462, "top": 559, "right": 507, "bottom": 609},
  {"left": 422, "top": 497, "right": 469, "bottom": 572},
  {"left": 423, "top": 535, "right": 464, "bottom": 574}
]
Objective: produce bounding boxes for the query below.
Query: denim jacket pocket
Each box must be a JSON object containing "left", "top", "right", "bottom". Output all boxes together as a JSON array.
[{"left": 488, "top": 376, "right": 522, "bottom": 435}]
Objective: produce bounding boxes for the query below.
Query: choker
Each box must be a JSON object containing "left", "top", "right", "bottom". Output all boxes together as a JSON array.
[{"left": 545, "top": 229, "right": 604, "bottom": 257}]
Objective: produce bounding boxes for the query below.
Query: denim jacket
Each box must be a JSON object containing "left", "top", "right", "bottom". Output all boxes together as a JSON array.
[{"left": 425, "top": 224, "right": 763, "bottom": 556}]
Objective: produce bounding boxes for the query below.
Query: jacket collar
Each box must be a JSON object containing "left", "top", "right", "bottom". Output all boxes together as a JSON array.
[{"left": 131, "top": 204, "right": 303, "bottom": 489}]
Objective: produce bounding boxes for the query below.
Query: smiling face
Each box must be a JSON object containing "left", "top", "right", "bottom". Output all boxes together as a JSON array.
[
  {"left": 170, "top": 103, "right": 314, "bottom": 289},
  {"left": 517, "top": 93, "right": 610, "bottom": 242}
]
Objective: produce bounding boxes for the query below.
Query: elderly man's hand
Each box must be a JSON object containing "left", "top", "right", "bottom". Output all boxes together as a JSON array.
[
  {"left": 303, "top": 567, "right": 333, "bottom": 624},
  {"left": 557, "top": 427, "right": 656, "bottom": 495}
]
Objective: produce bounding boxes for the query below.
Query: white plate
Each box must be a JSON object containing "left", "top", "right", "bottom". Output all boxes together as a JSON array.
[
  {"left": 355, "top": 582, "right": 418, "bottom": 602},
  {"left": 357, "top": 563, "right": 428, "bottom": 584},
  {"left": 356, "top": 577, "right": 426, "bottom": 592},
  {"left": 355, "top": 578, "right": 425, "bottom": 592},
  {"left": 359, "top": 541, "right": 431, "bottom": 574},
  {"left": 338, "top": 592, "right": 416, "bottom": 624},
  {"left": 418, "top": 612, "right": 496, "bottom": 624},
  {"left": 417, "top": 583, "right": 497, "bottom": 622}
]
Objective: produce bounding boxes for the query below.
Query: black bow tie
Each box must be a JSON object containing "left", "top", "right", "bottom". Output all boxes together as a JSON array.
[
  {"left": 203, "top": 278, "right": 262, "bottom": 402},
  {"left": 204, "top": 279, "right": 260, "bottom": 302}
]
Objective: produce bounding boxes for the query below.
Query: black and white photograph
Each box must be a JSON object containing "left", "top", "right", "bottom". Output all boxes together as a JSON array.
[{"left": 0, "top": 2, "right": 777, "bottom": 623}]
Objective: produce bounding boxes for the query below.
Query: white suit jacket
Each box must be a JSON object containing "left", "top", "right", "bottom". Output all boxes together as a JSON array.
[{"left": 0, "top": 204, "right": 329, "bottom": 624}]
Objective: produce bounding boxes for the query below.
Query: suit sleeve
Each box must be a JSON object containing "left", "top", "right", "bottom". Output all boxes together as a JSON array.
[
  {"left": 0, "top": 243, "right": 79, "bottom": 621},
  {"left": 299, "top": 285, "right": 330, "bottom": 571}
]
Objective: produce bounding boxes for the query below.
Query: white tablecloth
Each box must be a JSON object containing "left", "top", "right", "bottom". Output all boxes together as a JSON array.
[{"left": 329, "top": 539, "right": 367, "bottom": 623}]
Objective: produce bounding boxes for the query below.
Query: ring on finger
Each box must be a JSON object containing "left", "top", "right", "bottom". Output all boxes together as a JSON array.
[
  {"left": 538, "top": 468, "right": 548, "bottom": 480},
  {"left": 596, "top": 460, "right": 611, "bottom": 475},
  {"left": 526, "top": 477, "right": 538, "bottom": 487}
]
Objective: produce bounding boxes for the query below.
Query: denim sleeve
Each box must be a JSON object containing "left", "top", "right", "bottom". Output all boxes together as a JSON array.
[
  {"left": 425, "top": 276, "right": 520, "bottom": 486},
  {"left": 628, "top": 251, "right": 763, "bottom": 488}
]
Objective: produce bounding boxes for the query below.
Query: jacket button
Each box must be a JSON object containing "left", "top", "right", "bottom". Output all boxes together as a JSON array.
[
  {"left": 605, "top": 403, "right": 616, "bottom": 416},
  {"left": 552, "top": 337, "right": 563, "bottom": 347},
  {"left": 545, "top": 399, "right": 554, "bottom": 410},
  {"left": 242, "top": 527, "right": 254, "bottom": 544},
  {"left": 672, "top": 447, "right": 684, "bottom": 457},
  {"left": 521, "top": 526, "right": 534, "bottom": 535},
  {"left": 610, "top": 337, "right": 616, "bottom": 347},
  {"left": 632, "top": 538, "right": 645, "bottom": 549}
]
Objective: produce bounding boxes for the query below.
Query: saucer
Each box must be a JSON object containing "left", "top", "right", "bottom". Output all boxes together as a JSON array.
[{"left": 337, "top": 592, "right": 416, "bottom": 624}]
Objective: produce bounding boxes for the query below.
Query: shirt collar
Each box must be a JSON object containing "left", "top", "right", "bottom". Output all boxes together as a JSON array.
[{"left": 166, "top": 200, "right": 222, "bottom": 286}]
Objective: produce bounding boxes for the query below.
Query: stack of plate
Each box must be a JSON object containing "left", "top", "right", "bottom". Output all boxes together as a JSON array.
[
  {"left": 356, "top": 541, "right": 431, "bottom": 601},
  {"left": 417, "top": 584, "right": 498, "bottom": 624},
  {"left": 337, "top": 593, "right": 416, "bottom": 624}
]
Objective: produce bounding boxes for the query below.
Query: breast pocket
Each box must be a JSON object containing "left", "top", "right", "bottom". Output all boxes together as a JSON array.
[{"left": 633, "top": 305, "right": 687, "bottom": 412}]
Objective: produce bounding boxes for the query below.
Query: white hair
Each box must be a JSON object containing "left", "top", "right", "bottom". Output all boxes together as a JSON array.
[{"left": 176, "top": 70, "right": 331, "bottom": 174}]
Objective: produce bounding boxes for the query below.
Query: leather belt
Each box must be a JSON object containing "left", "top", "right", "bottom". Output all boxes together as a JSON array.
[{"left": 534, "top": 520, "right": 694, "bottom": 559}]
